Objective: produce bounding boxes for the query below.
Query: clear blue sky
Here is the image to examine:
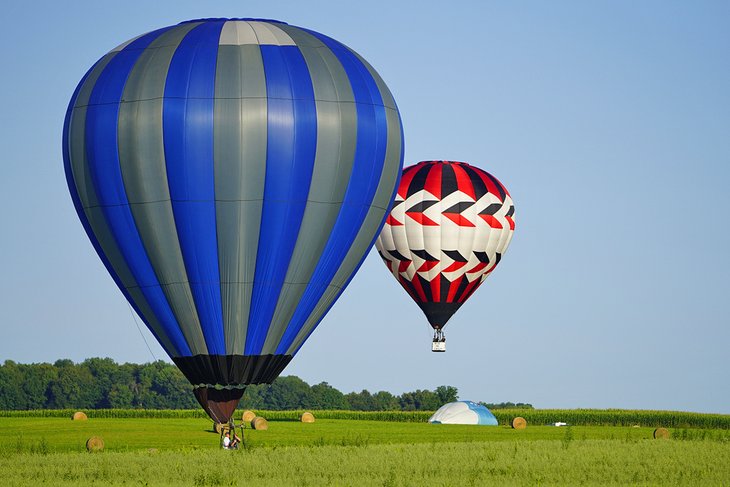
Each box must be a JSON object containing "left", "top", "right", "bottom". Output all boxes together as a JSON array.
[{"left": 1, "top": 1, "right": 728, "bottom": 413}]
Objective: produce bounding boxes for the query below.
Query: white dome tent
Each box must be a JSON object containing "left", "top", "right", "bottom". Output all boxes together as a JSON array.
[{"left": 428, "top": 401, "right": 498, "bottom": 425}]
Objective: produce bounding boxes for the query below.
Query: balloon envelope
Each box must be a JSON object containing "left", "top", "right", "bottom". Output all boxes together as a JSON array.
[
  {"left": 376, "top": 161, "right": 514, "bottom": 331},
  {"left": 63, "top": 18, "right": 403, "bottom": 422},
  {"left": 429, "top": 401, "right": 498, "bottom": 425}
]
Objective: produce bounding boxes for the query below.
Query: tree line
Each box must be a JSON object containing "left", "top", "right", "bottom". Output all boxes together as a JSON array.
[{"left": 0, "top": 359, "right": 531, "bottom": 411}]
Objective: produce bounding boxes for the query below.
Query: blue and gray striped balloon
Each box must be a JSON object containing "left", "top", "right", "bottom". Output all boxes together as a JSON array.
[{"left": 62, "top": 18, "right": 403, "bottom": 420}]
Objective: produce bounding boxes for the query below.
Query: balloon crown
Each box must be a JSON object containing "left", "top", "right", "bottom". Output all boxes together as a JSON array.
[
  {"left": 417, "top": 160, "right": 472, "bottom": 167},
  {"left": 179, "top": 18, "right": 289, "bottom": 25}
]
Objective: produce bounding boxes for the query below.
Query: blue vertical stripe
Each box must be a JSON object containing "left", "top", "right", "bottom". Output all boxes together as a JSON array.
[
  {"left": 276, "top": 34, "right": 390, "bottom": 354},
  {"left": 245, "top": 45, "right": 317, "bottom": 355},
  {"left": 466, "top": 401, "right": 498, "bottom": 425},
  {"left": 63, "top": 58, "right": 181, "bottom": 358},
  {"left": 83, "top": 28, "right": 191, "bottom": 356},
  {"left": 290, "top": 147, "right": 404, "bottom": 357},
  {"left": 163, "top": 21, "right": 227, "bottom": 355}
]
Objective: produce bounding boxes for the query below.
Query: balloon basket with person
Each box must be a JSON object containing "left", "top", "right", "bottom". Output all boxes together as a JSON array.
[
  {"left": 432, "top": 329, "right": 446, "bottom": 352},
  {"left": 220, "top": 421, "right": 244, "bottom": 450}
]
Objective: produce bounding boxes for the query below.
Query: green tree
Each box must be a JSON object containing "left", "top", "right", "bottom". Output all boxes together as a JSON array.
[
  {"left": 260, "top": 376, "right": 313, "bottom": 409},
  {"left": 241, "top": 383, "right": 266, "bottom": 409},
  {"left": 0, "top": 361, "right": 26, "bottom": 409},
  {"left": 46, "top": 363, "right": 97, "bottom": 408},
  {"left": 399, "top": 389, "right": 441, "bottom": 410},
  {"left": 21, "top": 362, "right": 57, "bottom": 409},
  {"left": 372, "top": 391, "right": 400, "bottom": 410},
  {"left": 310, "top": 382, "right": 348, "bottom": 409},
  {"left": 0, "top": 360, "right": 470, "bottom": 412},
  {"left": 108, "top": 382, "right": 134, "bottom": 408},
  {"left": 135, "top": 361, "right": 164, "bottom": 408},
  {"left": 82, "top": 358, "right": 119, "bottom": 408},
  {"left": 136, "top": 361, "right": 195, "bottom": 408},
  {"left": 107, "top": 362, "right": 137, "bottom": 408},
  {"left": 435, "top": 385, "right": 458, "bottom": 405},
  {"left": 151, "top": 364, "right": 196, "bottom": 408},
  {"left": 345, "top": 390, "right": 377, "bottom": 411}
]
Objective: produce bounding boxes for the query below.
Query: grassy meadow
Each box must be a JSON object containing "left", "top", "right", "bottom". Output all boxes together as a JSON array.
[{"left": 1, "top": 411, "right": 729, "bottom": 485}]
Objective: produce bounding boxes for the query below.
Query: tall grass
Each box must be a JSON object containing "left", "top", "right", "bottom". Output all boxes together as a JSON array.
[
  {"left": 492, "top": 409, "right": 730, "bottom": 429},
  {"left": 2, "top": 408, "right": 729, "bottom": 428},
  {"left": 1, "top": 440, "right": 728, "bottom": 486}
]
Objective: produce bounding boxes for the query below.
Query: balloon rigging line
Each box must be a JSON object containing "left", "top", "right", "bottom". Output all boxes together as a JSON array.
[{"left": 127, "top": 302, "right": 157, "bottom": 362}]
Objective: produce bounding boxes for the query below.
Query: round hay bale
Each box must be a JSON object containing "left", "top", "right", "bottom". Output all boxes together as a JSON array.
[
  {"left": 242, "top": 410, "right": 256, "bottom": 423},
  {"left": 251, "top": 416, "right": 269, "bottom": 430},
  {"left": 86, "top": 436, "right": 104, "bottom": 452},
  {"left": 653, "top": 427, "right": 670, "bottom": 439},
  {"left": 511, "top": 417, "right": 527, "bottom": 430},
  {"left": 72, "top": 411, "right": 88, "bottom": 421},
  {"left": 300, "top": 412, "right": 315, "bottom": 423}
]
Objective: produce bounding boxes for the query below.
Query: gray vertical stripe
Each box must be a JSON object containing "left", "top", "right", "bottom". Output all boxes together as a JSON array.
[
  {"left": 214, "top": 44, "right": 268, "bottom": 355},
  {"left": 286, "top": 106, "right": 403, "bottom": 354},
  {"left": 259, "top": 28, "right": 358, "bottom": 355},
  {"left": 285, "top": 211, "right": 385, "bottom": 354},
  {"left": 347, "top": 49, "right": 399, "bottom": 111},
  {"left": 250, "top": 22, "right": 296, "bottom": 46},
  {"left": 117, "top": 24, "right": 209, "bottom": 355},
  {"left": 67, "top": 52, "right": 179, "bottom": 356}
]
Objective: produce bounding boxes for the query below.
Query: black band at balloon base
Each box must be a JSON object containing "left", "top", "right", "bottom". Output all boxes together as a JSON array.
[
  {"left": 417, "top": 302, "right": 463, "bottom": 330},
  {"left": 173, "top": 354, "right": 293, "bottom": 386},
  {"left": 194, "top": 387, "right": 244, "bottom": 424}
]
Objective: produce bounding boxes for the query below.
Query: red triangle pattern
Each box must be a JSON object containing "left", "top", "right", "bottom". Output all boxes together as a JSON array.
[
  {"left": 466, "top": 262, "right": 489, "bottom": 274},
  {"left": 444, "top": 213, "right": 475, "bottom": 227},
  {"left": 441, "top": 261, "right": 468, "bottom": 273},
  {"left": 479, "top": 214, "right": 503, "bottom": 229},
  {"left": 407, "top": 212, "right": 439, "bottom": 226},
  {"left": 386, "top": 214, "right": 403, "bottom": 226},
  {"left": 505, "top": 215, "right": 515, "bottom": 230},
  {"left": 417, "top": 260, "right": 440, "bottom": 272}
]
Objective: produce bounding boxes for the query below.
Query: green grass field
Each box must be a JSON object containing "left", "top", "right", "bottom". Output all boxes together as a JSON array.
[
  {"left": 1, "top": 415, "right": 729, "bottom": 485},
  {"left": 1, "top": 417, "right": 699, "bottom": 452}
]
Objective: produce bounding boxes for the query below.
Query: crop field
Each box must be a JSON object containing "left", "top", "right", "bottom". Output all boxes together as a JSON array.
[
  {"left": 5, "top": 407, "right": 730, "bottom": 429},
  {"left": 1, "top": 411, "right": 729, "bottom": 486}
]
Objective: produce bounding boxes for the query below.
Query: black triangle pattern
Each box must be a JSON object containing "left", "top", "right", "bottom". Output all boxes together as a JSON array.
[
  {"left": 479, "top": 203, "right": 502, "bottom": 215},
  {"left": 387, "top": 249, "right": 411, "bottom": 261},
  {"left": 473, "top": 251, "right": 490, "bottom": 264},
  {"left": 412, "top": 249, "right": 439, "bottom": 261},
  {"left": 444, "top": 201, "right": 475, "bottom": 214},
  {"left": 442, "top": 249, "right": 468, "bottom": 262},
  {"left": 406, "top": 199, "right": 439, "bottom": 213}
]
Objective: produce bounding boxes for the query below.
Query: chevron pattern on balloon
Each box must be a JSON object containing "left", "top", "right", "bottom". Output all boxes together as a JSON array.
[{"left": 376, "top": 160, "right": 515, "bottom": 330}]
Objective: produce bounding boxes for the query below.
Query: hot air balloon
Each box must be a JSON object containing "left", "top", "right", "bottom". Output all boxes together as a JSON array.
[
  {"left": 375, "top": 161, "right": 514, "bottom": 352},
  {"left": 62, "top": 18, "right": 403, "bottom": 423},
  {"left": 428, "top": 401, "right": 498, "bottom": 425}
]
